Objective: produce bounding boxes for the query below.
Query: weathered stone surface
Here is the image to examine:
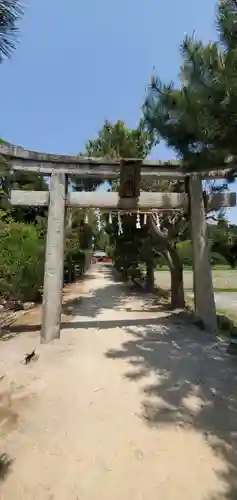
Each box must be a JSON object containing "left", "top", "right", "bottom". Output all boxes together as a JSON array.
[
  {"left": 0, "top": 141, "right": 234, "bottom": 179},
  {"left": 189, "top": 175, "right": 218, "bottom": 334},
  {"left": 41, "top": 172, "right": 66, "bottom": 343},
  {"left": 10, "top": 189, "right": 236, "bottom": 211}
]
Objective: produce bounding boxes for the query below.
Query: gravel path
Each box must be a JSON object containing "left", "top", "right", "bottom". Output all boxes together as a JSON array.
[{"left": 0, "top": 264, "right": 237, "bottom": 500}]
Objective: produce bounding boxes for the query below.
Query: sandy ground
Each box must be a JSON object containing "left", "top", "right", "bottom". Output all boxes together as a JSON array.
[{"left": 0, "top": 264, "right": 237, "bottom": 500}]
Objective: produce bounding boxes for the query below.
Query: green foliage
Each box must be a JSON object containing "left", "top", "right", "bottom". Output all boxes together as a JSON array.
[
  {"left": 176, "top": 219, "right": 237, "bottom": 268},
  {"left": 0, "top": 139, "right": 48, "bottom": 223},
  {"left": 74, "top": 119, "right": 154, "bottom": 192},
  {"left": 0, "top": 221, "right": 45, "bottom": 302},
  {"left": 0, "top": 202, "right": 94, "bottom": 306},
  {"left": 80, "top": 119, "right": 155, "bottom": 282},
  {"left": 0, "top": 0, "right": 23, "bottom": 62},
  {"left": 176, "top": 240, "right": 193, "bottom": 267},
  {"left": 143, "top": 0, "right": 237, "bottom": 178},
  {"left": 85, "top": 119, "right": 154, "bottom": 160},
  {"left": 93, "top": 225, "right": 110, "bottom": 254},
  {"left": 210, "top": 218, "right": 237, "bottom": 267},
  {"left": 0, "top": 144, "right": 49, "bottom": 303},
  {"left": 0, "top": 212, "right": 94, "bottom": 303},
  {"left": 64, "top": 210, "right": 93, "bottom": 282},
  {"left": 64, "top": 247, "right": 90, "bottom": 283},
  {"left": 110, "top": 214, "right": 152, "bottom": 278}
]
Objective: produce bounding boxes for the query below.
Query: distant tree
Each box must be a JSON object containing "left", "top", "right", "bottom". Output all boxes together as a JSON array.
[
  {"left": 73, "top": 119, "right": 153, "bottom": 192},
  {"left": 82, "top": 119, "right": 157, "bottom": 290},
  {"left": 210, "top": 218, "right": 237, "bottom": 268},
  {"left": 0, "top": 143, "right": 49, "bottom": 225}
]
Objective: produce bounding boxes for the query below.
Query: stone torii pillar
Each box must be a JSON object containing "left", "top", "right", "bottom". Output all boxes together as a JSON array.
[
  {"left": 41, "top": 172, "right": 67, "bottom": 343},
  {"left": 189, "top": 175, "right": 217, "bottom": 333}
]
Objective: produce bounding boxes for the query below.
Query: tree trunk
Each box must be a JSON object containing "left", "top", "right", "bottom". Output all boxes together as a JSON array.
[
  {"left": 148, "top": 214, "right": 185, "bottom": 308},
  {"left": 68, "top": 260, "right": 73, "bottom": 283},
  {"left": 122, "top": 267, "right": 129, "bottom": 281},
  {"left": 163, "top": 245, "right": 185, "bottom": 309},
  {"left": 145, "top": 257, "right": 155, "bottom": 292}
]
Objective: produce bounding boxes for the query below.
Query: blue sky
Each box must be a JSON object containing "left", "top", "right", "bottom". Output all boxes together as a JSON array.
[{"left": 1, "top": 0, "right": 236, "bottom": 222}]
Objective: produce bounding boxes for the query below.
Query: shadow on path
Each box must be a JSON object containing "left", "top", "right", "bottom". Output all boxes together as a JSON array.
[
  {"left": 62, "top": 282, "right": 130, "bottom": 318},
  {"left": 105, "top": 319, "right": 237, "bottom": 500},
  {"left": 63, "top": 267, "right": 161, "bottom": 318},
  {"left": 1, "top": 265, "right": 167, "bottom": 341},
  {"left": 0, "top": 454, "right": 13, "bottom": 482},
  {"left": 2, "top": 316, "right": 168, "bottom": 337}
]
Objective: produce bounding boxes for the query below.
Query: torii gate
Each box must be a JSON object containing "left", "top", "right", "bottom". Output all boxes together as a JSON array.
[{"left": 0, "top": 143, "right": 236, "bottom": 342}]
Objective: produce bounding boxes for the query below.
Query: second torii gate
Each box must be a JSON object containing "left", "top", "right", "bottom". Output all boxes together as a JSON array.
[{"left": 0, "top": 143, "right": 236, "bottom": 342}]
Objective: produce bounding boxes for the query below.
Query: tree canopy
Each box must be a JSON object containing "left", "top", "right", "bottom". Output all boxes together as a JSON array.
[
  {"left": 143, "top": 0, "right": 237, "bottom": 179},
  {"left": 80, "top": 120, "right": 157, "bottom": 288}
]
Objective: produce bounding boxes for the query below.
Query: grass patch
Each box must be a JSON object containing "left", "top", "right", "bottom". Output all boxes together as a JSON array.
[
  {"left": 186, "top": 287, "right": 237, "bottom": 293},
  {"left": 214, "top": 287, "right": 237, "bottom": 292},
  {"left": 156, "top": 265, "right": 232, "bottom": 271},
  {"left": 162, "top": 288, "right": 237, "bottom": 293}
]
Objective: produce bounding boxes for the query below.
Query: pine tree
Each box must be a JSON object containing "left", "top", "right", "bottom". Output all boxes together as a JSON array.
[
  {"left": 0, "top": 0, "right": 23, "bottom": 62},
  {"left": 143, "top": 0, "right": 237, "bottom": 178}
]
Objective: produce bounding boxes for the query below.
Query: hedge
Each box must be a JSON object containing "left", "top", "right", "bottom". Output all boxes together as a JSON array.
[
  {"left": 177, "top": 240, "right": 228, "bottom": 266},
  {"left": 0, "top": 222, "right": 45, "bottom": 303},
  {"left": 0, "top": 221, "right": 92, "bottom": 304}
]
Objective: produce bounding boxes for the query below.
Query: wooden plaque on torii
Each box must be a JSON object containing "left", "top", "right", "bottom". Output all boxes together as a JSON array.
[{"left": 119, "top": 159, "right": 141, "bottom": 198}]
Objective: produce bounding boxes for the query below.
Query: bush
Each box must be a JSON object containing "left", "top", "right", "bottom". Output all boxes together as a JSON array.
[
  {"left": 0, "top": 214, "right": 93, "bottom": 305},
  {"left": 177, "top": 240, "right": 193, "bottom": 267},
  {"left": 64, "top": 247, "right": 92, "bottom": 283},
  {"left": 0, "top": 222, "right": 45, "bottom": 303},
  {"left": 177, "top": 239, "right": 229, "bottom": 267}
]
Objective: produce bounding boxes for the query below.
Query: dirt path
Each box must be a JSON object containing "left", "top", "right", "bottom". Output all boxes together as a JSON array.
[{"left": 0, "top": 264, "right": 237, "bottom": 500}]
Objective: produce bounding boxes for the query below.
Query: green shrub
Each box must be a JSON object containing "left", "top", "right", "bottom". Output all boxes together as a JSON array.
[
  {"left": 0, "top": 222, "right": 45, "bottom": 302},
  {"left": 177, "top": 240, "right": 193, "bottom": 267},
  {"left": 64, "top": 246, "right": 92, "bottom": 283},
  {"left": 176, "top": 239, "right": 229, "bottom": 267}
]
